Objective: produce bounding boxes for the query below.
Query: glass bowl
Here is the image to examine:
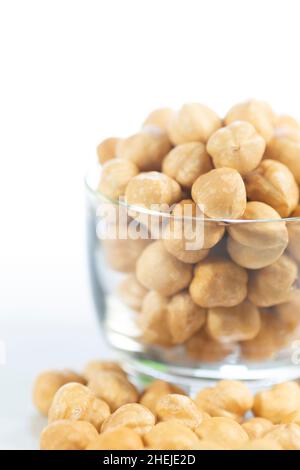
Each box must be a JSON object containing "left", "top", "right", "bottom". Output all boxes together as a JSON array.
[{"left": 86, "top": 165, "right": 300, "bottom": 390}]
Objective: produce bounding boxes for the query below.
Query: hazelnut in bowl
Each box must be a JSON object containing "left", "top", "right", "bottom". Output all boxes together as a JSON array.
[{"left": 86, "top": 101, "right": 300, "bottom": 389}]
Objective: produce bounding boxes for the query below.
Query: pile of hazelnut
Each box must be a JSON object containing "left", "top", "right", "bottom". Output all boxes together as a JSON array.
[
  {"left": 34, "top": 360, "right": 300, "bottom": 450},
  {"left": 96, "top": 100, "right": 300, "bottom": 362}
]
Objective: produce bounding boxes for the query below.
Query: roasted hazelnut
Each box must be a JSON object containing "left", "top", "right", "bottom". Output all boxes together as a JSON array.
[
  {"left": 195, "top": 380, "right": 254, "bottom": 422},
  {"left": 162, "top": 142, "right": 213, "bottom": 188},
  {"left": 276, "top": 114, "right": 300, "bottom": 132},
  {"left": 97, "top": 137, "right": 120, "bottom": 164},
  {"left": 245, "top": 159, "right": 299, "bottom": 217},
  {"left": 192, "top": 168, "right": 246, "bottom": 219},
  {"left": 139, "top": 380, "right": 186, "bottom": 416},
  {"left": 156, "top": 394, "right": 204, "bottom": 430},
  {"left": 253, "top": 382, "right": 300, "bottom": 424},
  {"left": 288, "top": 205, "right": 300, "bottom": 262},
  {"left": 98, "top": 158, "right": 139, "bottom": 200},
  {"left": 186, "top": 330, "right": 235, "bottom": 363},
  {"left": 101, "top": 403, "right": 155, "bottom": 435},
  {"left": 118, "top": 127, "right": 172, "bottom": 171},
  {"left": 139, "top": 291, "right": 172, "bottom": 346},
  {"left": 207, "top": 300, "right": 261, "bottom": 343},
  {"left": 240, "top": 438, "right": 282, "bottom": 450},
  {"left": 167, "top": 291, "right": 206, "bottom": 344},
  {"left": 282, "top": 410, "right": 300, "bottom": 426},
  {"left": 195, "top": 417, "right": 249, "bottom": 449},
  {"left": 248, "top": 255, "right": 298, "bottom": 307},
  {"left": 242, "top": 417, "right": 274, "bottom": 440},
  {"left": 225, "top": 99, "right": 276, "bottom": 142},
  {"left": 102, "top": 236, "right": 150, "bottom": 273},
  {"left": 144, "top": 422, "right": 200, "bottom": 450},
  {"left": 40, "top": 420, "right": 98, "bottom": 450},
  {"left": 88, "top": 371, "right": 139, "bottom": 412},
  {"left": 207, "top": 121, "right": 265, "bottom": 175},
  {"left": 83, "top": 361, "right": 127, "bottom": 382},
  {"left": 117, "top": 274, "right": 148, "bottom": 311},
  {"left": 86, "top": 427, "right": 144, "bottom": 450},
  {"left": 167, "top": 103, "right": 222, "bottom": 145},
  {"left": 275, "top": 290, "right": 300, "bottom": 330},
  {"left": 143, "top": 108, "right": 175, "bottom": 132},
  {"left": 266, "top": 128, "right": 300, "bottom": 183},
  {"left": 264, "top": 424, "right": 300, "bottom": 450},
  {"left": 136, "top": 241, "right": 193, "bottom": 296},
  {"left": 189, "top": 257, "right": 248, "bottom": 308}
]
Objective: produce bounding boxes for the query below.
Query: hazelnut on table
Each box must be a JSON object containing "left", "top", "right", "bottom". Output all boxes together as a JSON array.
[
  {"left": 253, "top": 381, "right": 300, "bottom": 424},
  {"left": 139, "top": 380, "right": 186, "bottom": 416},
  {"left": 40, "top": 420, "right": 99, "bottom": 450},
  {"left": 144, "top": 421, "right": 200, "bottom": 450},
  {"left": 195, "top": 416, "right": 249, "bottom": 450},
  {"left": 155, "top": 394, "right": 204, "bottom": 430},
  {"left": 86, "top": 427, "right": 144, "bottom": 450},
  {"left": 101, "top": 403, "right": 155, "bottom": 435}
]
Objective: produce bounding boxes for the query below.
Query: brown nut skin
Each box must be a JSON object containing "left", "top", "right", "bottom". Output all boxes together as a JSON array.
[
  {"left": 156, "top": 394, "right": 204, "bottom": 430},
  {"left": 186, "top": 330, "right": 235, "bottom": 363},
  {"left": 266, "top": 128, "right": 300, "bottom": 183},
  {"left": 207, "top": 300, "right": 261, "bottom": 343},
  {"left": 207, "top": 121, "right": 265, "bottom": 175},
  {"left": 86, "top": 427, "right": 144, "bottom": 450},
  {"left": 98, "top": 158, "right": 139, "bottom": 200},
  {"left": 162, "top": 142, "right": 213, "bottom": 188},
  {"left": 139, "top": 380, "right": 186, "bottom": 416},
  {"left": 167, "top": 103, "right": 222, "bottom": 145},
  {"left": 40, "top": 420, "right": 99, "bottom": 450},
  {"left": 195, "top": 380, "right": 253, "bottom": 422},
  {"left": 225, "top": 99, "right": 276, "bottom": 142},
  {"left": 118, "top": 127, "right": 172, "bottom": 171},
  {"left": 83, "top": 361, "right": 127, "bottom": 382},
  {"left": 195, "top": 417, "right": 249, "bottom": 450},
  {"left": 139, "top": 291, "right": 172, "bottom": 346},
  {"left": 167, "top": 292, "right": 206, "bottom": 344},
  {"left": 248, "top": 255, "right": 298, "bottom": 307},
  {"left": 189, "top": 257, "right": 248, "bottom": 308},
  {"left": 163, "top": 200, "right": 224, "bottom": 262},
  {"left": 125, "top": 171, "right": 182, "bottom": 210},
  {"left": 33, "top": 370, "right": 86, "bottom": 416},
  {"left": 253, "top": 382, "right": 300, "bottom": 424},
  {"left": 101, "top": 403, "right": 155, "bottom": 435},
  {"left": 117, "top": 274, "right": 148, "bottom": 311},
  {"left": 192, "top": 168, "right": 247, "bottom": 219},
  {"left": 143, "top": 108, "right": 175, "bottom": 132},
  {"left": 88, "top": 372, "right": 139, "bottom": 412},
  {"left": 144, "top": 421, "right": 200, "bottom": 450},
  {"left": 242, "top": 417, "right": 274, "bottom": 440},
  {"left": 245, "top": 159, "right": 299, "bottom": 217},
  {"left": 240, "top": 438, "right": 282, "bottom": 450},
  {"left": 288, "top": 205, "right": 300, "bottom": 262},
  {"left": 97, "top": 137, "right": 120, "bottom": 164},
  {"left": 136, "top": 241, "right": 193, "bottom": 296},
  {"left": 102, "top": 237, "right": 150, "bottom": 273},
  {"left": 264, "top": 424, "right": 300, "bottom": 450},
  {"left": 48, "top": 383, "right": 110, "bottom": 432}
]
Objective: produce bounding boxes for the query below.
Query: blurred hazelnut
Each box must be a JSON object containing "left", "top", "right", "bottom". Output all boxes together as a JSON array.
[
  {"left": 253, "top": 381, "right": 300, "bottom": 424},
  {"left": 240, "top": 438, "right": 282, "bottom": 450},
  {"left": 264, "top": 424, "right": 300, "bottom": 450},
  {"left": 144, "top": 422, "right": 200, "bottom": 450},
  {"left": 195, "top": 417, "right": 249, "bottom": 449},
  {"left": 139, "top": 380, "right": 186, "bottom": 416},
  {"left": 288, "top": 205, "right": 300, "bottom": 262},
  {"left": 117, "top": 274, "right": 148, "bottom": 311},
  {"left": 242, "top": 417, "right": 274, "bottom": 440},
  {"left": 98, "top": 158, "right": 138, "bottom": 200},
  {"left": 162, "top": 142, "right": 212, "bottom": 188},
  {"left": 156, "top": 394, "right": 204, "bottom": 430},
  {"left": 101, "top": 403, "right": 155, "bottom": 435},
  {"left": 275, "top": 290, "right": 300, "bottom": 330},
  {"left": 102, "top": 237, "right": 150, "bottom": 273},
  {"left": 192, "top": 168, "right": 246, "bottom": 219},
  {"left": 86, "top": 427, "right": 144, "bottom": 450},
  {"left": 276, "top": 114, "right": 300, "bottom": 132},
  {"left": 245, "top": 159, "right": 299, "bottom": 217},
  {"left": 186, "top": 330, "right": 235, "bottom": 363},
  {"left": 83, "top": 361, "right": 126, "bottom": 382},
  {"left": 40, "top": 420, "right": 98, "bottom": 450},
  {"left": 139, "top": 291, "right": 172, "bottom": 346},
  {"left": 143, "top": 108, "right": 175, "bottom": 132},
  {"left": 207, "top": 121, "right": 265, "bottom": 175},
  {"left": 97, "top": 137, "right": 120, "bottom": 164}
]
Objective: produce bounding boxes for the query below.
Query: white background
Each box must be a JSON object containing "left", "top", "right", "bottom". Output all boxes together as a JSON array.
[{"left": 1, "top": 0, "right": 300, "bottom": 449}]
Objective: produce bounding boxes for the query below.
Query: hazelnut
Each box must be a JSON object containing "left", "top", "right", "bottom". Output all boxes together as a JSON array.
[
  {"left": 248, "top": 255, "right": 298, "bottom": 307},
  {"left": 189, "top": 257, "right": 248, "bottom": 308},
  {"left": 156, "top": 394, "right": 204, "bottom": 430},
  {"left": 125, "top": 171, "right": 182, "bottom": 210},
  {"left": 191, "top": 168, "right": 246, "bottom": 219},
  {"left": 264, "top": 424, "right": 300, "bottom": 450},
  {"left": 167, "top": 291, "right": 206, "bottom": 344},
  {"left": 207, "top": 300, "right": 261, "bottom": 343},
  {"left": 225, "top": 99, "right": 276, "bottom": 142},
  {"left": 195, "top": 417, "right": 249, "bottom": 449},
  {"left": 253, "top": 382, "right": 300, "bottom": 423},
  {"left": 118, "top": 127, "right": 172, "bottom": 171},
  {"left": 139, "top": 380, "right": 186, "bottom": 416},
  {"left": 227, "top": 237, "right": 286, "bottom": 270},
  {"left": 242, "top": 417, "right": 274, "bottom": 440},
  {"left": 97, "top": 137, "right": 120, "bottom": 164},
  {"left": 207, "top": 121, "right": 265, "bottom": 175},
  {"left": 143, "top": 108, "right": 175, "bottom": 132},
  {"left": 275, "top": 290, "right": 300, "bottom": 330},
  {"left": 86, "top": 427, "right": 144, "bottom": 450},
  {"left": 139, "top": 291, "right": 172, "bottom": 346},
  {"left": 40, "top": 420, "right": 98, "bottom": 450},
  {"left": 144, "top": 422, "right": 200, "bottom": 450},
  {"left": 98, "top": 158, "right": 138, "bottom": 200},
  {"left": 101, "top": 403, "right": 155, "bottom": 435},
  {"left": 288, "top": 205, "right": 300, "bottom": 262},
  {"left": 266, "top": 128, "right": 300, "bottom": 183},
  {"left": 167, "top": 103, "right": 222, "bottom": 145},
  {"left": 136, "top": 241, "right": 193, "bottom": 296},
  {"left": 83, "top": 361, "right": 127, "bottom": 382},
  {"left": 186, "top": 330, "right": 235, "bottom": 363},
  {"left": 117, "top": 274, "right": 148, "bottom": 311},
  {"left": 88, "top": 371, "right": 139, "bottom": 412},
  {"left": 162, "top": 142, "right": 212, "bottom": 188},
  {"left": 282, "top": 410, "right": 300, "bottom": 426},
  {"left": 240, "top": 438, "right": 282, "bottom": 450},
  {"left": 244, "top": 159, "right": 299, "bottom": 217},
  {"left": 102, "top": 236, "right": 150, "bottom": 273},
  {"left": 48, "top": 383, "right": 110, "bottom": 432},
  {"left": 195, "top": 380, "right": 254, "bottom": 422},
  {"left": 276, "top": 114, "right": 300, "bottom": 132},
  {"left": 33, "top": 370, "right": 85, "bottom": 416}
]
